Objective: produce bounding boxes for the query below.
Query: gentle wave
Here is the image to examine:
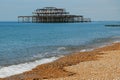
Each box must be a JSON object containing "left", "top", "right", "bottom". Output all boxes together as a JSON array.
[
  {"left": 57, "top": 47, "right": 66, "bottom": 51},
  {"left": 0, "top": 57, "right": 59, "bottom": 78}
]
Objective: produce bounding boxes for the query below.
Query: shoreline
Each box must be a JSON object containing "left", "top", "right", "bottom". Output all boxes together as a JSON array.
[
  {"left": 1, "top": 42, "right": 120, "bottom": 80},
  {"left": 0, "top": 41, "right": 113, "bottom": 78},
  {"left": 0, "top": 57, "right": 59, "bottom": 78}
]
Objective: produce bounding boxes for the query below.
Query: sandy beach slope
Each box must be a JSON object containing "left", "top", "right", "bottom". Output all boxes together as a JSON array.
[
  {"left": 1, "top": 43, "right": 120, "bottom": 80},
  {"left": 47, "top": 50, "right": 120, "bottom": 80}
]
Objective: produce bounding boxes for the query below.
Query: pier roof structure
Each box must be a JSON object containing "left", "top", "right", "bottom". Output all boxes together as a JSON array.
[{"left": 18, "top": 7, "right": 91, "bottom": 23}]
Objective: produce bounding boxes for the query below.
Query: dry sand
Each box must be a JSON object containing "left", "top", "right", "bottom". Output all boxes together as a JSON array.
[
  {"left": 47, "top": 50, "right": 120, "bottom": 80},
  {"left": 1, "top": 43, "right": 120, "bottom": 80}
]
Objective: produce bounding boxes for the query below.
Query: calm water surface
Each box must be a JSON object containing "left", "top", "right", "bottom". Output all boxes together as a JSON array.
[{"left": 0, "top": 21, "right": 120, "bottom": 66}]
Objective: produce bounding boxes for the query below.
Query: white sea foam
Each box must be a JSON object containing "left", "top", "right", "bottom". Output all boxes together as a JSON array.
[
  {"left": 0, "top": 57, "right": 59, "bottom": 78},
  {"left": 80, "top": 49, "right": 94, "bottom": 52},
  {"left": 113, "top": 40, "right": 120, "bottom": 43},
  {"left": 57, "top": 47, "right": 66, "bottom": 51}
]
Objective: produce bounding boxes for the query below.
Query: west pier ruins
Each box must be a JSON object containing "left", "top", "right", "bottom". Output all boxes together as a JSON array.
[{"left": 18, "top": 7, "right": 91, "bottom": 23}]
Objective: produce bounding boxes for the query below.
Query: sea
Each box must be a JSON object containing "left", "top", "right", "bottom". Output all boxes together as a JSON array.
[{"left": 0, "top": 21, "right": 120, "bottom": 78}]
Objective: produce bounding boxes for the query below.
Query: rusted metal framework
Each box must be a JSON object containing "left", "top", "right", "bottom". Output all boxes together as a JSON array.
[{"left": 18, "top": 7, "right": 91, "bottom": 23}]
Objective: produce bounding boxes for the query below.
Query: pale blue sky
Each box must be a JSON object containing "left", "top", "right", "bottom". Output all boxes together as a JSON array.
[{"left": 0, "top": 0, "right": 120, "bottom": 21}]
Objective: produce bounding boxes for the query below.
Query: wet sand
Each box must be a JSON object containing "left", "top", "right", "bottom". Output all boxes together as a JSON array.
[{"left": 1, "top": 43, "right": 120, "bottom": 80}]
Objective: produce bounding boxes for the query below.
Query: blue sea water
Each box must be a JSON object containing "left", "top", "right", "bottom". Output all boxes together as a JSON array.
[{"left": 0, "top": 21, "right": 120, "bottom": 77}]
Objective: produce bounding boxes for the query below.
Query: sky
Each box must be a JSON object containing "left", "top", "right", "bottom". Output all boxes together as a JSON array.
[{"left": 0, "top": 0, "right": 120, "bottom": 21}]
